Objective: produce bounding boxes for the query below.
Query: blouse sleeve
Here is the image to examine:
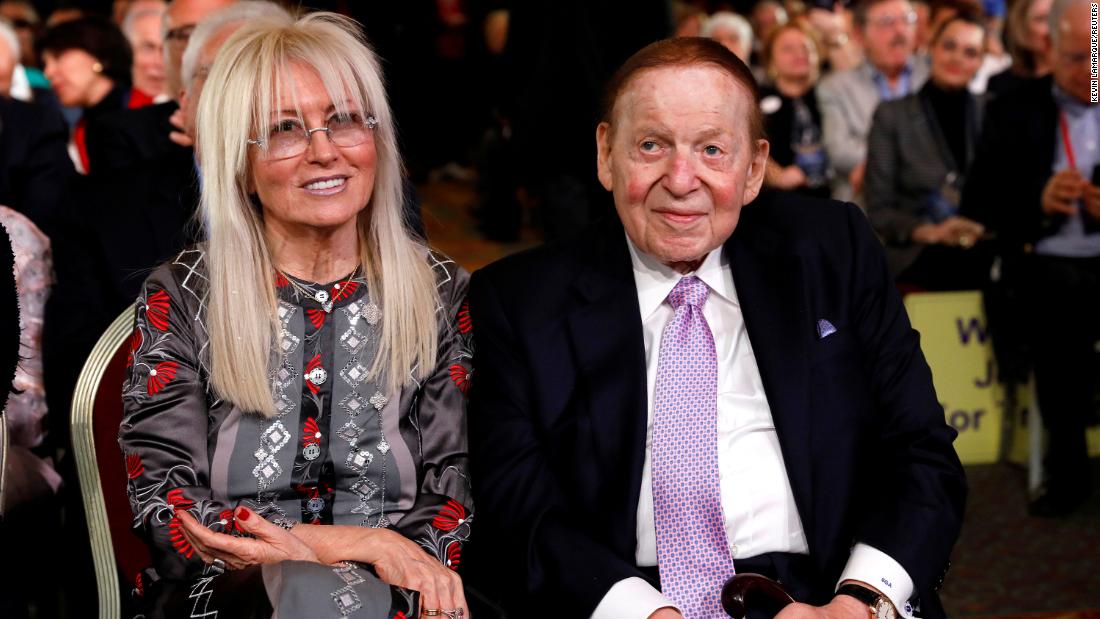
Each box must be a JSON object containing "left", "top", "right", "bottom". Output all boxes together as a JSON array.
[
  {"left": 393, "top": 257, "right": 474, "bottom": 571},
  {"left": 119, "top": 262, "right": 239, "bottom": 580}
]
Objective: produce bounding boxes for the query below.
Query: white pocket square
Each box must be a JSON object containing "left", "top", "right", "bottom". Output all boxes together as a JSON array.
[{"left": 816, "top": 319, "right": 837, "bottom": 339}]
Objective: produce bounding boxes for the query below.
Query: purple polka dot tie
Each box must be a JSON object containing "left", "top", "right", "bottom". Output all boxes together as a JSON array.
[{"left": 652, "top": 276, "right": 734, "bottom": 618}]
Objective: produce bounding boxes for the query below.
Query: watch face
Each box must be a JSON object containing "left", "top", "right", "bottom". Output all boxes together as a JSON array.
[{"left": 875, "top": 599, "right": 898, "bottom": 619}]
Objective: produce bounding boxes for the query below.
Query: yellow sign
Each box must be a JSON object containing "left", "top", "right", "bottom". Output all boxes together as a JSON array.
[{"left": 905, "top": 291, "right": 1100, "bottom": 465}]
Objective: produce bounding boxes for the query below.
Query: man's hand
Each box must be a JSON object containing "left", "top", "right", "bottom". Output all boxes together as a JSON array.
[
  {"left": 910, "top": 216, "right": 985, "bottom": 247},
  {"left": 1081, "top": 181, "right": 1100, "bottom": 221},
  {"left": 648, "top": 608, "right": 684, "bottom": 619},
  {"left": 1041, "top": 169, "right": 1085, "bottom": 216},
  {"left": 169, "top": 107, "right": 194, "bottom": 148},
  {"left": 775, "top": 595, "right": 872, "bottom": 619},
  {"left": 175, "top": 507, "right": 319, "bottom": 570},
  {"left": 849, "top": 162, "right": 866, "bottom": 196}
]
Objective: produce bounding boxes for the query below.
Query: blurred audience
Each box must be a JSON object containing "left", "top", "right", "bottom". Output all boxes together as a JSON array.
[
  {"left": 750, "top": 0, "right": 789, "bottom": 58},
  {"left": 702, "top": 10, "right": 754, "bottom": 62},
  {"left": 818, "top": 0, "right": 927, "bottom": 203},
  {"left": 38, "top": 15, "right": 134, "bottom": 173},
  {"left": 987, "top": 0, "right": 1052, "bottom": 96},
  {"left": 760, "top": 22, "right": 832, "bottom": 196},
  {"left": 0, "top": 1, "right": 40, "bottom": 70},
  {"left": 121, "top": 0, "right": 167, "bottom": 104},
  {"left": 866, "top": 14, "right": 988, "bottom": 289},
  {"left": 804, "top": 1, "right": 862, "bottom": 72},
  {"left": 963, "top": 0, "right": 1099, "bottom": 517}
]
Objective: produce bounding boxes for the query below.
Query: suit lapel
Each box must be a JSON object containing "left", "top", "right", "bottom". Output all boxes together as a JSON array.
[
  {"left": 727, "top": 218, "right": 815, "bottom": 538},
  {"left": 564, "top": 222, "right": 650, "bottom": 529}
]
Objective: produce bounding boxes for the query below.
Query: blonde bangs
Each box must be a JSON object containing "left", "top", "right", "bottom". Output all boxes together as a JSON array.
[{"left": 197, "top": 12, "right": 440, "bottom": 418}]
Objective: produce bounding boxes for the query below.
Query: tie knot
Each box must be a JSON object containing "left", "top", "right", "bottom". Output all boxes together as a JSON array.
[{"left": 667, "top": 276, "right": 708, "bottom": 309}]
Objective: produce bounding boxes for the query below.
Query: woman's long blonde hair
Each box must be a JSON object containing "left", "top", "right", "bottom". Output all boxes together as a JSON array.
[{"left": 196, "top": 12, "right": 439, "bottom": 417}]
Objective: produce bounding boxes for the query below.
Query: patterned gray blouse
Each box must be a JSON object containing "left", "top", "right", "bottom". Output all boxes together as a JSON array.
[{"left": 119, "top": 247, "right": 473, "bottom": 617}]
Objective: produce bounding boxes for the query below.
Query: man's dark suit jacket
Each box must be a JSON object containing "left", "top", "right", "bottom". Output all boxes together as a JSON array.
[
  {"left": 84, "top": 100, "right": 180, "bottom": 173},
  {"left": 467, "top": 191, "right": 966, "bottom": 618},
  {"left": 0, "top": 96, "right": 76, "bottom": 236},
  {"left": 961, "top": 75, "right": 1058, "bottom": 251}
]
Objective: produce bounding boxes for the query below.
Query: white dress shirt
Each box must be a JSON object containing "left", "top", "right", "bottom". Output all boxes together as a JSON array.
[{"left": 591, "top": 239, "right": 915, "bottom": 619}]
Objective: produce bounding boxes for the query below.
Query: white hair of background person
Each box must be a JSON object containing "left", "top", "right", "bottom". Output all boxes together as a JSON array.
[
  {"left": 0, "top": 17, "right": 27, "bottom": 100},
  {"left": 701, "top": 11, "right": 755, "bottom": 51},
  {"left": 195, "top": 11, "right": 440, "bottom": 416},
  {"left": 180, "top": 0, "right": 291, "bottom": 92},
  {"left": 1047, "top": 0, "right": 1089, "bottom": 44},
  {"left": 122, "top": 0, "right": 166, "bottom": 40}
]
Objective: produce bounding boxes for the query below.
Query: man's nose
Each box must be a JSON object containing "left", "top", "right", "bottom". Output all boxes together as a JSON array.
[{"left": 663, "top": 149, "right": 701, "bottom": 196}]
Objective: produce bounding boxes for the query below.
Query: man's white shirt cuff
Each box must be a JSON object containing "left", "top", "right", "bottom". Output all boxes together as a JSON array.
[
  {"left": 590, "top": 577, "right": 679, "bottom": 619},
  {"left": 838, "top": 543, "right": 916, "bottom": 618}
]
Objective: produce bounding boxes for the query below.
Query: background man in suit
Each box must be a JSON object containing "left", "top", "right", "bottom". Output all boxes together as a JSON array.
[
  {"left": 818, "top": 0, "right": 928, "bottom": 203},
  {"left": 469, "top": 37, "right": 965, "bottom": 619},
  {"left": 962, "top": 0, "right": 1099, "bottom": 517}
]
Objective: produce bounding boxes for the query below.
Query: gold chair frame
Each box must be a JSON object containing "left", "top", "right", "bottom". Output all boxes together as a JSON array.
[{"left": 71, "top": 307, "right": 134, "bottom": 619}]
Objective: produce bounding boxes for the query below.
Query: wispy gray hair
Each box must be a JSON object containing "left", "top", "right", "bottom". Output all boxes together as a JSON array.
[{"left": 180, "top": 0, "right": 292, "bottom": 91}]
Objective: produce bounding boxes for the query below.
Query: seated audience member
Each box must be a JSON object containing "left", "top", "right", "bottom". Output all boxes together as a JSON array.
[
  {"left": 760, "top": 22, "right": 831, "bottom": 197},
  {"left": 750, "top": 0, "right": 788, "bottom": 58},
  {"left": 962, "top": 0, "right": 1099, "bottom": 518},
  {"left": 986, "top": 0, "right": 1051, "bottom": 97},
  {"left": 702, "top": 10, "right": 754, "bottom": 64},
  {"left": 817, "top": 0, "right": 928, "bottom": 202},
  {"left": 866, "top": 14, "right": 988, "bottom": 289},
  {"left": 672, "top": 2, "right": 707, "bottom": 37},
  {"left": 805, "top": 0, "right": 863, "bottom": 72},
  {"left": 84, "top": 0, "right": 238, "bottom": 173},
  {"left": 119, "top": 11, "right": 473, "bottom": 617},
  {"left": 121, "top": 0, "right": 167, "bottom": 104},
  {"left": 469, "top": 36, "right": 965, "bottom": 619},
  {"left": 38, "top": 15, "right": 134, "bottom": 173},
  {"left": 0, "top": 76, "right": 74, "bottom": 236},
  {"left": 0, "top": 206, "right": 64, "bottom": 619}
]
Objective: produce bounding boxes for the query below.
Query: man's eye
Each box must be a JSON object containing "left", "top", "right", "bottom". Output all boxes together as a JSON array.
[
  {"left": 640, "top": 140, "right": 659, "bottom": 152},
  {"left": 704, "top": 145, "right": 721, "bottom": 156}
]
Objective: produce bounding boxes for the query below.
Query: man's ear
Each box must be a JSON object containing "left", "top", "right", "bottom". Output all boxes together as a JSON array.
[
  {"left": 595, "top": 122, "right": 614, "bottom": 191},
  {"left": 742, "top": 138, "right": 770, "bottom": 204}
]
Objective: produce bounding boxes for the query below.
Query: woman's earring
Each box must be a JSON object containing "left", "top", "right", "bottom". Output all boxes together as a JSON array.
[{"left": 92, "top": 62, "right": 103, "bottom": 73}]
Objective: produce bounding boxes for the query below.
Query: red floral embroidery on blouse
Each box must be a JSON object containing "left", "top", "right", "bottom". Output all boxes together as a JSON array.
[
  {"left": 218, "top": 509, "right": 238, "bottom": 533},
  {"left": 125, "top": 453, "right": 145, "bottom": 479},
  {"left": 394, "top": 613, "right": 406, "bottom": 619},
  {"left": 274, "top": 272, "right": 289, "bottom": 288},
  {"left": 331, "top": 280, "right": 359, "bottom": 303},
  {"left": 126, "top": 328, "right": 142, "bottom": 368},
  {"left": 304, "top": 354, "right": 323, "bottom": 395},
  {"left": 302, "top": 417, "right": 322, "bottom": 446},
  {"left": 432, "top": 499, "right": 467, "bottom": 532},
  {"left": 445, "top": 541, "right": 461, "bottom": 570},
  {"left": 145, "top": 290, "right": 171, "bottom": 331},
  {"left": 457, "top": 299, "right": 472, "bottom": 334},
  {"left": 448, "top": 364, "right": 470, "bottom": 395},
  {"left": 147, "top": 361, "right": 179, "bottom": 395},
  {"left": 168, "top": 516, "right": 194, "bottom": 558},
  {"left": 306, "top": 308, "right": 326, "bottom": 329},
  {"left": 166, "top": 488, "right": 194, "bottom": 510},
  {"left": 134, "top": 572, "right": 144, "bottom": 597}
]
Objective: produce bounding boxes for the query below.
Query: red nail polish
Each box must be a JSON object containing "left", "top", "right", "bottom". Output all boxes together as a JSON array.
[{"left": 237, "top": 508, "right": 251, "bottom": 521}]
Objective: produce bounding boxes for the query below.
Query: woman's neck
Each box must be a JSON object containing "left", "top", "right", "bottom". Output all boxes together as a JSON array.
[
  {"left": 84, "top": 76, "right": 116, "bottom": 110},
  {"left": 266, "top": 221, "right": 361, "bottom": 283},
  {"left": 775, "top": 75, "right": 811, "bottom": 98}
]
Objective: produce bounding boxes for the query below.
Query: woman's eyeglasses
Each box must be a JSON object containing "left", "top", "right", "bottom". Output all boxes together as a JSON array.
[{"left": 248, "top": 113, "right": 378, "bottom": 161}]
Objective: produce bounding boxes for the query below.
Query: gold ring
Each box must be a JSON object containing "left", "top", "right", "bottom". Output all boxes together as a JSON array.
[
  {"left": 424, "top": 610, "right": 442, "bottom": 617},
  {"left": 958, "top": 235, "right": 974, "bottom": 248}
]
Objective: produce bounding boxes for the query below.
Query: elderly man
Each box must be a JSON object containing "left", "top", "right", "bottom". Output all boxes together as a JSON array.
[
  {"left": 121, "top": 0, "right": 168, "bottom": 103},
  {"left": 817, "top": 0, "right": 928, "bottom": 202},
  {"left": 84, "top": 0, "right": 236, "bottom": 171},
  {"left": 469, "top": 37, "right": 965, "bottom": 619},
  {"left": 962, "top": 0, "right": 1100, "bottom": 518}
]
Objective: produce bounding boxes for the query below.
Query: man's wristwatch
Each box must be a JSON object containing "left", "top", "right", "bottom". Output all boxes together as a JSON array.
[{"left": 836, "top": 583, "right": 898, "bottom": 619}]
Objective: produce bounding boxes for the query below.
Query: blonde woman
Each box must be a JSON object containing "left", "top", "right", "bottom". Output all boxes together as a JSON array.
[{"left": 119, "top": 12, "right": 473, "bottom": 618}]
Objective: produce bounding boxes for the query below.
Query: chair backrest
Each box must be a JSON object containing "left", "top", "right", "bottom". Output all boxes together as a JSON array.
[{"left": 71, "top": 306, "right": 150, "bottom": 619}]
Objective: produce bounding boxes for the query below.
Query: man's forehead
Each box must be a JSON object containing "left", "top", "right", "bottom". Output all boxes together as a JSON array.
[
  {"left": 611, "top": 65, "right": 744, "bottom": 124},
  {"left": 167, "top": 0, "right": 234, "bottom": 26}
]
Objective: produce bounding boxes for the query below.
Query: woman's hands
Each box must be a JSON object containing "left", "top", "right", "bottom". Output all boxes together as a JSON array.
[
  {"left": 910, "top": 216, "right": 985, "bottom": 247},
  {"left": 360, "top": 527, "right": 467, "bottom": 618},
  {"left": 174, "top": 507, "right": 318, "bottom": 570}
]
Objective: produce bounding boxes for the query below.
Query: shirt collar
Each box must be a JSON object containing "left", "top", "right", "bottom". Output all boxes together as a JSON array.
[
  {"left": 626, "top": 233, "right": 737, "bottom": 320},
  {"left": 1052, "top": 84, "right": 1095, "bottom": 118}
]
